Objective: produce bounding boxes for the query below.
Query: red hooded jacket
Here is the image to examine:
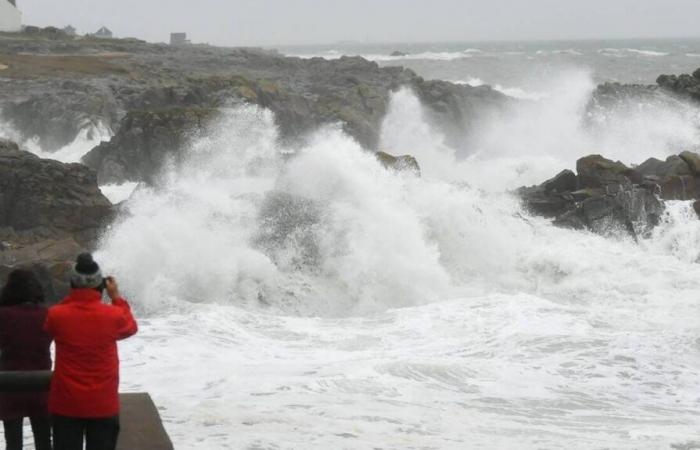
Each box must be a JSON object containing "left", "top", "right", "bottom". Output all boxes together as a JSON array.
[{"left": 44, "top": 289, "right": 138, "bottom": 418}]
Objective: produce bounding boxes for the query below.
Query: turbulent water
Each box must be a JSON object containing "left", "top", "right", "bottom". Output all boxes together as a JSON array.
[{"left": 4, "top": 40, "right": 700, "bottom": 448}]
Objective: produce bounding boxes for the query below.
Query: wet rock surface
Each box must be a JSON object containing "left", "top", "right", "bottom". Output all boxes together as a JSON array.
[
  {"left": 0, "top": 32, "right": 507, "bottom": 184},
  {"left": 516, "top": 153, "right": 700, "bottom": 239},
  {"left": 0, "top": 138, "right": 112, "bottom": 301}
]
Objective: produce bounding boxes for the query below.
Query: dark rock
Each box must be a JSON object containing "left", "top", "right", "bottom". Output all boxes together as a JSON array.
[
  {"left": 634, "top": 155, "right": 699, "bottom": 200},
  {"left": 520, "top": 154, "right": 665, "bottom": 239},
  {"left": 0, "top": 140, "right": 113, "bottom": 243},
  {"left": 576, "top": 155, "right": 637, "bottom": 189},
  {"left": 679, "top": 151, "right": 700, "bottom": 174},
  {"left": 657, "top": 175, "right": 698, "bottom": 200},
  {"left": 542, "top": 169, "right": 577, "bottom": 193},
  {"left": 656, "top": 69, "right": 700, "bottom": 102},
  {"left": 0, "top": 238, "right": 80, "bottom": 303},
  {"left": 2, "top": 86, "right": 118, "bottom": 152},
  {"left": 82, "top": 108, "right": 217, "bottom": 184},
  {"left": 635, "top": 155, "right": 691, "bottom": 178},
  {"left": 0, "top": 34, "right": 509, "bottom": 183},
  {"left": 693, "top": 200, "right": 700, "bottom": 219},
  {"left": 390, "top": 51, "right": 408, "bottom": 57},
  {"left": 554, "top": 185, "right": 664, "bottom": 239},
  {"left": 0, "top": 140, "right": 110, "bottom": 302},
  {"left": 375, "top": 151, "right": 421, "bottom": 175}
]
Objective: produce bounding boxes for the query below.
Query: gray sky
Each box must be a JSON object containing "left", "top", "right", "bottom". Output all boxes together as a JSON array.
[{"left": 17, "top": 0, "right": 700, "bottom": 46}]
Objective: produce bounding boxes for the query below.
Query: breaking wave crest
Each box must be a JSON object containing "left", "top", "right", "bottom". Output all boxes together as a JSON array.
[{"left": 96, "top": 71, "right": 700, "bottom": 319}]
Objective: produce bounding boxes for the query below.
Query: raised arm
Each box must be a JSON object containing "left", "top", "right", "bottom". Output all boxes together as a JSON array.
[{"left": 106, "top": 277, "right": 138, "bottom": 340}]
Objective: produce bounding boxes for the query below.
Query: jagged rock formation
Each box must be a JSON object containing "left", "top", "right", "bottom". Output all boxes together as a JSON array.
[
  {"left": 591, "top": 67, "right": 700, "bottom": 110},
  {"left": 520, "top": 150, "right": 700, "bottom": 238},
  {"left": 0, "top": 139, "right": 113, "bottom": 301},
  {"left": 519, "top": 155, "right": 665, "bottom": 239},
  {"left": 83, "top": 108, "right": 217, "bottom": 184},
  {"left": 0, "top": 32, "right": 507, "bottom": 185},
  {"left": 657, "top": 68, "right": 700, "bottom": 102}
]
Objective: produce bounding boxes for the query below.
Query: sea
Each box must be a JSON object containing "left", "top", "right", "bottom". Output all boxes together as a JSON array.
[{"left": 2, "top": 39, "right": 700, "bottom": 449}]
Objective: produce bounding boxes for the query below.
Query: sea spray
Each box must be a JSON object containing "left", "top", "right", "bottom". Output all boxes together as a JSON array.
[
  {"left": 94, "top": 85, "right": 700, "bottom": 449},
  {"left": 0, "top": 119, "right": 112, "bottom": 163}
]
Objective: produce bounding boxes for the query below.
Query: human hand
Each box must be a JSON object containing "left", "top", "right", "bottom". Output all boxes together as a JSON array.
[{"left": 105, "top": 277, "right": 120, "bottom": 300}]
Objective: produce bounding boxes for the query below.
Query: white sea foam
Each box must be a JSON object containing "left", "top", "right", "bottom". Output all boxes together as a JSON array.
[
  {"left": 623, "top": 48, "right": 670, "bottom": 57},
  {"left": 450, "top": 78, "right": 549, "bottom": 100},
  {"left": 88, "top": 70, "right": 700, "bottom": 448},
  {"left": 100, "top": 182, "right": 140, "bottom": 204},
  {"left": 0, "top": 120, "right": 111, "bottom": 163},
  {"left": 598, "top": 48, "right": 670, "bottom": 57},
  {"left": 289, "top": 50, "right": 476, "bottom": 61}
]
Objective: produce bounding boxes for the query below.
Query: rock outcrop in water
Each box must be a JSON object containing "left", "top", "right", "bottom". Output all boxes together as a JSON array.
[
  {"left": 657, "top": 68, "right": 700, "bottom": 102},
  {"left": 82, "top": 108, "right": 217, "bottom": 184},
  {"left": 0, "top": 138, "right": 112, "bottom": 301},
  {"left": 591, "top": 67, "right": 700, "bottom": 109},
  {"left": 520, "top": 150, "right": 700, "bottom": 237}
]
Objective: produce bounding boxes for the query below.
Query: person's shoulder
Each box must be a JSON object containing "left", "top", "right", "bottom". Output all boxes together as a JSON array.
[{"left": 47, "top": 298, "right": 71, "bottom": 314}]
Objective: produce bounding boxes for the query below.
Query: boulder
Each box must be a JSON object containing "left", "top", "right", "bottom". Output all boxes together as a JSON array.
[
  {"left": 635, "top": 155, "right": 691, "bottom": 178},
  {"left": 541, "top": 169, "right": 577, "bottom": 193},
  {"left": 519, "top": 154, "right": 665, "bottom": 239},
  {"left": 554, "top": 185, "right": 664, "bottom": 239},
  {"left": 657, "top": 69, "right": 700, "bottom": 102},
  {"left": 82, "top": 108, "right": 217, "bottom": 184},
  {"left": 576, "top": 155, "right": 637, "bottom": 189},
  {"left": 0, "top": 140, "right": 111, "bottom": 302},
  {"left": 375, "top": 151, "right": 421, "bottom": 175},
  {"left": 516, "top": 170, "right": 578, "bottom": 218},
  {"left": 0, "top": 141, "right": 113, "bottom": 243},
  {"left": 679, "top": 151, "right": 700, "bottom": 174}
]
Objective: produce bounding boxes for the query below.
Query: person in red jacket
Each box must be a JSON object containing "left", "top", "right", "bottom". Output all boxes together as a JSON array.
[
  {"left": 44, "top": 253, "right": 137, "bottom": 450},
  {"left": 0, "top": 269, "right": 53, "bottom": 450}
]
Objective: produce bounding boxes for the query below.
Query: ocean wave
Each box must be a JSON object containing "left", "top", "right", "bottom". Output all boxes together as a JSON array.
[
  {"left": 598, "top": 48, "right": 670, "bottom": 57},
  {"left": 624, "top": 48, "right": 670, "bottom": 56},
  {"left": 289, "top": 50, "right": 477, "bottom": 62},
  {"left": 536, "top": 49, "right": 583, "bottom": 56},
  {"left": 686, "top": 53, "right": 700, "bottom": 58},
  {"left": 450, "top": 78, "right": 548, "bottom": 100},
  {"left": 0, "top": 120, "right": 112, "bottom": 163}
]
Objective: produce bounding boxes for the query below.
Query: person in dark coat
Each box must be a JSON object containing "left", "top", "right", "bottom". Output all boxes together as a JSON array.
[{"left": 0, "top": 269, "right": 53, "bottom": 450}]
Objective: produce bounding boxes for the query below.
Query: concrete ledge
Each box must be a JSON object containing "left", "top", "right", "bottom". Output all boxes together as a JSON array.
[{"left": 118, "top": 393, "right": 173, "bottom": 450}]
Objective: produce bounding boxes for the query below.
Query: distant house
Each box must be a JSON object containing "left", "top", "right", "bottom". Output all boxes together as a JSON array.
[
  {"left": 93, "top": 26, "right": 113, "bottom": 39},
  {"left": 170, "top": 32, "right": 190, "bottom": 46},
  {"left": 0, "top": 0, "right": 22, "bottom": 32},
  {"left": 63, "top": 25, "right": 77, "bottom": 36}
]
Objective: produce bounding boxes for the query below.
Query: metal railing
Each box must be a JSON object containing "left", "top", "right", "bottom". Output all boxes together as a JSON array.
[{"left": 0, "top": 370, "right": 52, "bottom": 392}]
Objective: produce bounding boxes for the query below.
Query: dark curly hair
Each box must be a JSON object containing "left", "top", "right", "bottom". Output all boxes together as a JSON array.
[{"left": 0, "top": 269, "right": 45, "bottom": 306}]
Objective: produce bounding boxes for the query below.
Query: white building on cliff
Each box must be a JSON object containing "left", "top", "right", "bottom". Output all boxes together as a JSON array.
[{"left": 0, "top": 0, "right": 21, "bottom": 32}]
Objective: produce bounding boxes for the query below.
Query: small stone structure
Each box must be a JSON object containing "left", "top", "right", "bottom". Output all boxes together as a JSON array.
[{"left": 170, "top": 32, "right": 190, "bottom": 46}]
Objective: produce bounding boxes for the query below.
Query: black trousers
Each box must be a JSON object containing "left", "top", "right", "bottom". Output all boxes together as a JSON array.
[
  {"left": 2, "top": 417, "right": 52, "bottom": 450},
  {"left": 52, "top": 415, "right": 119, "bottom": 450}
]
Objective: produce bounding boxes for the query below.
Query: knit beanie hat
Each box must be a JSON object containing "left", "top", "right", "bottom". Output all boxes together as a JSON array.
[{"left": 71, "top": 253, "right": 103, "bottom": 289}]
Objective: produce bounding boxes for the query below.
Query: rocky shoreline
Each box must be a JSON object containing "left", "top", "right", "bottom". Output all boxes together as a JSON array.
[{"left": 1, "top": 28, "right": 700, "bottom": 298}]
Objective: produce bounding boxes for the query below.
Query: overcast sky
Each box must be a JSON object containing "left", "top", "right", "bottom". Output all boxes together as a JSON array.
[{"left": 17, "top": 0, "right": 700, "bottom": 46}]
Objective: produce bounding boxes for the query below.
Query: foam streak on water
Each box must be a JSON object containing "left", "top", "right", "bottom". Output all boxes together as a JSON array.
[{"left": 94, "top": 72, "right": 700, "bottom": 449}]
